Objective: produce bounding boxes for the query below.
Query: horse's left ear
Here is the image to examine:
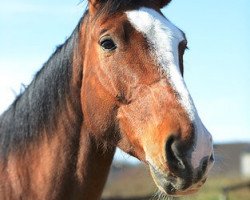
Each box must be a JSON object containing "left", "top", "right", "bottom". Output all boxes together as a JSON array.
[
  {"left": 88, "top": 0, "right": 104, "bottom": 15},
  {"left": 159, "top": 0, "right": 172, "bottom": 8}
]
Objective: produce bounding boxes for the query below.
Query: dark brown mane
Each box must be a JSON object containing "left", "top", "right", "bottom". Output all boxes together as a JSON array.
[{"left": 0, "top": 19, "right": 84, "bottom": 158}]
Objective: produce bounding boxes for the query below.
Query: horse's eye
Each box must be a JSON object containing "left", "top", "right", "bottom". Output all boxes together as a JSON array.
[{"left": 100, "top": 38, "right": 117, "bottom": 51}]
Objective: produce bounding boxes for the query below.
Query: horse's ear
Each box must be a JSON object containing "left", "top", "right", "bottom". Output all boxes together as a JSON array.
[
  {"left": 88, "top": 0, "right": 104, "bottom": 15},
  {"left": 159, "top": 0, "right": 172, "bottom": 8}
]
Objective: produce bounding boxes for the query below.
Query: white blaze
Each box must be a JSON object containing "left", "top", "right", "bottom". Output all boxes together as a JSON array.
[{"left": 126, "top": 7, "right": 213, "bottom": 169}]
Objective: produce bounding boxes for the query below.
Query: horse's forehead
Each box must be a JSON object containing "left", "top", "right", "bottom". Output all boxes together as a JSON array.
[
  {"left": 125, "top": 7, "right": 184, "bottom": 45},
  {"left": 126, "top": 7, "right": 196, "bottom": 122}
]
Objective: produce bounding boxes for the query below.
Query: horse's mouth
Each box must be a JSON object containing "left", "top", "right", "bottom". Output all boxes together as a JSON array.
[{"left": 149, "top": 164, "right": 206, "bottom": 196}]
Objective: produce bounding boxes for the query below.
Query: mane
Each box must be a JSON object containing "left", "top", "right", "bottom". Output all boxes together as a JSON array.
[{"left": 0, "top": 16, "right": 85, "bottom": 157}]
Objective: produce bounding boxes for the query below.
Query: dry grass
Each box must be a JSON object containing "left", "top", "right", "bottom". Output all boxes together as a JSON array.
[
  {"left": 102, "top": 164, "right": 250, "bottom": 200},
  {"left": 103, "top": 165, "right": 156, "bottom": 198}
]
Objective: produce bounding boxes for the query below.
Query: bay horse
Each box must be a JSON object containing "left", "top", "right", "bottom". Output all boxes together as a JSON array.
[{"left": 0, "top": 0, "right": 214, "bottom": 199}]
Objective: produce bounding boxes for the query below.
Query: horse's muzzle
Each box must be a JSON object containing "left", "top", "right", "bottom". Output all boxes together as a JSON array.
[
  {"left": 149, "top": 132, "right": 214, "bottom": 196},
  {"left": 149, "top": 160, "right": 212, "bottom": 196}
]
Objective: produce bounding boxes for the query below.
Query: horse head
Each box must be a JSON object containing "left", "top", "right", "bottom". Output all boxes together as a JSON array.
[{"left": 81, "top": 0, "right": 214, "bottom": 196}]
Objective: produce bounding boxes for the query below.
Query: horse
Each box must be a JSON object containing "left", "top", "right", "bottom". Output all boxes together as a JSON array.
[{"left": 0, "top": 0, "right": 214, "bottom": 199}]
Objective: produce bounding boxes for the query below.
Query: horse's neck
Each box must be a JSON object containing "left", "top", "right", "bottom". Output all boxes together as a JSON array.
[
  {"left": 0, "top": 20, "right": 115, "bottom": 199},
  {"left": 0, "top": 123, "right": 115, "bottom": 200},
  {"left": 74, "top": 129, "right": 115, "bottom": 200}
]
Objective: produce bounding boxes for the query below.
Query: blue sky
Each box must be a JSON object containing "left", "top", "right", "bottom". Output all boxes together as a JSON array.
[{"left": 0, "top": 0, "right": 249, "bottom": 145}]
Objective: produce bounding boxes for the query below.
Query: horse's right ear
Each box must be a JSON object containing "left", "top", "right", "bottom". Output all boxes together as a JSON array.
[
  {"left": 88, "top": 0, "right": 104, "bottom": 15},
  {"left": 159, "top": 0, "right": 172, "bottom": 8}
]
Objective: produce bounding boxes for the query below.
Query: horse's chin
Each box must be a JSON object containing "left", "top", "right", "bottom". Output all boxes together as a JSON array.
[{"left": 149, "top": 164, "right": 205, "bottom": 197}]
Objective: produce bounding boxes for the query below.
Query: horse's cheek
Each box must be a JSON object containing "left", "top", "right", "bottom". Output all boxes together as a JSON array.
[{"left": 81, "top": 77, "right": 116, "bottom": 137}]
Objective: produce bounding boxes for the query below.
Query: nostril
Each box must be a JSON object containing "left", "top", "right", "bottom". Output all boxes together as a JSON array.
[
  {"left": 194, "top": 157, "right": 209, "bottom": 183},
  {"left": 201, "top": 158, "right": 208, "bottom": 173},
  {"left": 166, "top": 136, "right": 185, "bottom": 171},
  {"left": 209, "top": 153, "right": 215, "bottom": 163},
  {"left": 197, "top": 156, "right": 210, "bottom": 178}
]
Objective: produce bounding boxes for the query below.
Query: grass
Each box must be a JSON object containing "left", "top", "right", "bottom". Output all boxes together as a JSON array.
[
  {"left": 102, "top": 164, "right": 250, "bottom": 200},
  {"left": 188, "top": 177, "right": 250, "bottom": 200}
]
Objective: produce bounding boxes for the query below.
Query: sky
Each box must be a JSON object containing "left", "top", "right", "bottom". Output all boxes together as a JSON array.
[{"left": 0, "top": 0, "right": 249, "bottom": 152}]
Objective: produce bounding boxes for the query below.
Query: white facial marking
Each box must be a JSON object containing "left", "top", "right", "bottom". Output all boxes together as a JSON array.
[
  {"left": 126, "top": 8, "right": 213, "bottom": 169},
  {"left": 126, "top": 7, "right": 194, "bottom": 120}
]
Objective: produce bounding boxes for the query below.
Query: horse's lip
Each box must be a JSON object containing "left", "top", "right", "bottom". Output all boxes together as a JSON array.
[{"left": 148, "top": 162, "right": 203, "bottom": 196}]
